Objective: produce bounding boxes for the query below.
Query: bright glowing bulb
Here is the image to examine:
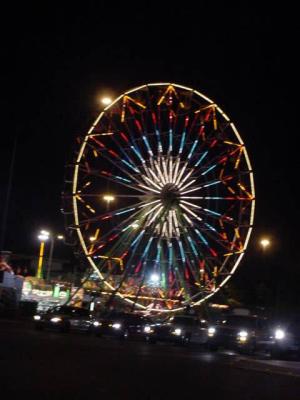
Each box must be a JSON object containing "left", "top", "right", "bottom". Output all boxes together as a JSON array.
[
  {"left": 174, "top": 328, "right": 182, "bottom": 336},
  {"left": 101, "top": 97, "right": 113, "bottom": 105},
  {"left": 89, "top": 236, "right": 96, "bottom": 242},
  {"left": 38, "top": 234, "right": 49, "bottom": 241},
  {"left": 260, "top": 238, "right": 270, "bottom": 249},
  {"left": 275, "top": 329, "right": 285, "bottom": 340},
  {"left": 144, "top": 326, "right": 151, "bottom": 333},
  {"left": 50, "top": 317, "right": 62, "bottom": 323},
  {"left": 150, "top": 273, "right": 160, "bottom": 283},
  {"left": 103, "top": 195, "right": 115, "bottom": 202},
  {"left": 208, "top": 327, "right": 216, "bottom": 336},
  {"left": 57, "top": 235, "right": 64, "bottom": 240}
]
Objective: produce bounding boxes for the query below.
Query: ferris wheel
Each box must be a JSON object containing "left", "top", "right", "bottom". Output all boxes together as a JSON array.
[{"left": 64, "top": 83, "right": 255, "bottom": 312}]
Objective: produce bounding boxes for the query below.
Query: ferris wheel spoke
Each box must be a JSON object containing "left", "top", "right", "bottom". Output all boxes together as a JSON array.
[
  {"left": 179, "top": 200, "right": 236, "bottom": 227},
  {"left": 101, "top": 112, "right": 146, "bottom": 170},
  {"left": 75, "top": 193, "right": 151, "bottom": 199},
  {"left": 191, "top": 218, "right": 240, "bottom": 255},
  {"left": 87, "top": 136, "right": 145, "bottom": 178},
  {"left": 181, "top": 195, "right": 252, "bottom": 201},
  {"left": 153, "top": 159, "right": 167, "bottom": 185},
  {"left": 139, "top": 113, "right": 155, "bottom": 159},
  {"left": 89, "top": 201, "right": 163, "bottom": 255},
  {"left": 199, "top": 145, "right": 243, "bottom": 177},
  {"left": 171, "top": 157, "right": 180, "bottom": 184},
  {"left": 109, "top": 221, "right": 162, "bottom": 296},
  {"left": 179, "top": 202, "right": 203, "bottom": 223},
  {"left": 147, "top": 98, "right": 163, "bottom": 155},
  {"left": 177, "top": 167, "right": 195, "bottom": 189},
  {"left": 174, "top": 161, "right": 188, "bottom": 186},
  {"left": 177, "top": 117, "right": 189, "bottom": 156},
  {"left": 73, "top": 200, "right": 145, "bottom": 229},
  {"left": 120, "top": 111, "right": 150, "bottom": 160},
  {"left": 78, "top": 165, "right": 149, "bottom": 195},
  {"left": 99, "top": 123, "right": 141, "bottom": 172},
  {"left": 85, "top": 141, "right": 143, "bottom": 184},
  {"left": 179, "top": 178, "right": 223, "bottom": 195},
  {"left": 173, "top": 239, "right": 194, "bottom": 299},
  {"left": 181, "top": 236, "right": 202, "bottom": 282}
]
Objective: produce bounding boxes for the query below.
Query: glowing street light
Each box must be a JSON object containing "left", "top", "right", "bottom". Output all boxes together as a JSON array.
[
  {"left": 101, "top": 97, "right": 113, "bottom": 106},
  {"left": 260, "top": 238, "right": 271, "bottom": 250},
  {"left": 36, "top": 230, "right": 49, "bottom": 279},
  {"left": 36, "top": 230, "right": 65, "bottom": 280}
]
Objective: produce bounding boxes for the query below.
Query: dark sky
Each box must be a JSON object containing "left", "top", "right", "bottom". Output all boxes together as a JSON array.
[{"left": 2, "top": 2, "right": 299, "bottom": 301}]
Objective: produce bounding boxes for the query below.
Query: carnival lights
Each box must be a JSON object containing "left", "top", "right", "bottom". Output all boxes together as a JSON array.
[{"left": 65, "top": 83, "right": 255, "bottom": 312}]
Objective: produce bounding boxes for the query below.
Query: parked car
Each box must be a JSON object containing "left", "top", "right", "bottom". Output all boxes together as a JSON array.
[
  {"left": 33, "top": 306, "right": 95, "bottom": 333},
  {"left": 93, "top": 311, "right": 152, "bottom": 340},
  {"left": 206, "top": 314, "right": 269, "bottom": 354},
  {"left": 144, "top": 314, "right": 208, "bottom": 345},
  {"left": 263, "top": 317, "right": 300, "bottom": 359}
]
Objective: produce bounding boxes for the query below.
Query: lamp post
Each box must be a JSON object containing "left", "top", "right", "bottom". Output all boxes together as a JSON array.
[
  {"left": 36, "top": 230, "right": 49, "bottom": 279},
  {"left": 46, "top": 234, "right": 64, "bottom": 281},
  {"left": 258, "top": 237, "right": 272, "bottom": 308}
]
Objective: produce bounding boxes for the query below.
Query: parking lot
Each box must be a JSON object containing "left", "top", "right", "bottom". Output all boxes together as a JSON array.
[{"left": 1, "top": 318, "right": 300, "bottom": 399}]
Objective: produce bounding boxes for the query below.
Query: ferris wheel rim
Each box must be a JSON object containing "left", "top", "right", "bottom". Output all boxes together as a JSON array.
[{"left": 70, "top": 82, "right": 255, "bottom": 313}]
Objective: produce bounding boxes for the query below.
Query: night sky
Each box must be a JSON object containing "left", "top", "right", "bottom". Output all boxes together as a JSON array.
[{"left": 2, "top": 3, "right": 299, "bottom": 307}]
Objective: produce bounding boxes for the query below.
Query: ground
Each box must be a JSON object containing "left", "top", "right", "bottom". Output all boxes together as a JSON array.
[{"left": 1, "top": 318, "right": 300, "bottom": 399}]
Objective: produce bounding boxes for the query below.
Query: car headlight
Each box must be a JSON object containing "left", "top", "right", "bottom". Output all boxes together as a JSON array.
[
  {"left": 93, "top": 321, "right": 102, "bottom": 327},
  {"left": 33, "top": 315, "right": 41, "bottom": 321},
  {"left": 112, "top": 323, "right": 122, "bottom": 329},
  {"left": 144, "top": 325, "right": 152, "bottom": 333},
  {"left": 173, "top": 328, "right": 182, "bottom": 336},
  {"left": 237, "top": 330, "right": 248, "bottom": 342},
  {"left": 275, "top": 329, "right": 285, "bottom": 340},
  {"left": 50, "top": 317, "right": 62, "bottom": 323},
  {"left": 208, "top": 327, "right": 216, "bottom": 337}
]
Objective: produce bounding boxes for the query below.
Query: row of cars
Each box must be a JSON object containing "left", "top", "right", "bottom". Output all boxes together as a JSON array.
[{"left": 33, "top": 306, "right": 300, "bottom": 359}]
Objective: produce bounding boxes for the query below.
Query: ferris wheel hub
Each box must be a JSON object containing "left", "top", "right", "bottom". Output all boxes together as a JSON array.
[{"left": 160, "top": 183, "right": 180, "bottom": 208}]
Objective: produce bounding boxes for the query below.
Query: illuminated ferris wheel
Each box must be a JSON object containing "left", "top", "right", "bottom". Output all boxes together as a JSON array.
[{"left": 64, "top": 83, "right": 255, "bottom": 312}]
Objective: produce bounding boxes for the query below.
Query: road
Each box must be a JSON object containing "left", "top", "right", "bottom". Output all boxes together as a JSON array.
[{"left": 1, "top": 319, "right": 300, "bottom": 399}]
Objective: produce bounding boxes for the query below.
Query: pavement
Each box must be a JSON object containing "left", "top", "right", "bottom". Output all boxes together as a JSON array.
[{"left": 1, "top": 318, "right": 300, "bottom": 399}]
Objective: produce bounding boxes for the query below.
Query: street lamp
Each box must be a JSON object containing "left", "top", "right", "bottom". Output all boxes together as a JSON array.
[
  {"left": 36, "top": 230, "right": 49, "bottom": 279},
  {"left": 100, "top": 96, "right": 113, "bottom": 106},
  {"left": 46, "top": 234, "right": 64, "bottom": 281},
  {"left": 37, "top": 230, "right": 65, "bottom": 280},
  {"left": 260, "top": 238, "right": 271, "bottom": 251}
]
